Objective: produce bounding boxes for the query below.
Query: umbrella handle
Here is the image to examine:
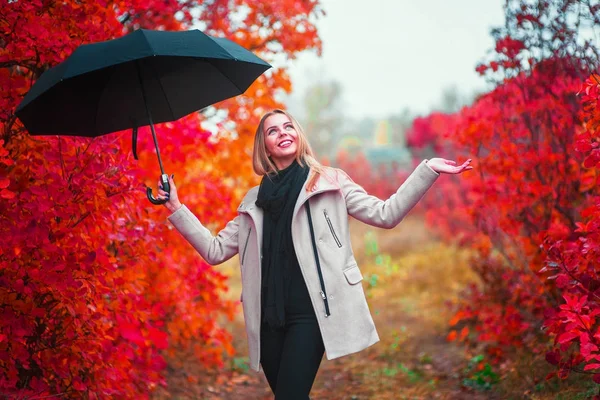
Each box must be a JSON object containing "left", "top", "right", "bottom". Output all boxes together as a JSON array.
[{"left": 146, "top": 174, "right": 170, "bottom": 205}]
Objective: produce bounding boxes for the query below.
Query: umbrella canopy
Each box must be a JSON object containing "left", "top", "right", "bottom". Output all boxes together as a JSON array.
[
  {"left": 16, "top": 28, "right": 271, "bottom": 136},
  {"left": 15, "top": 28, "right": 271, "bottom": 204}
]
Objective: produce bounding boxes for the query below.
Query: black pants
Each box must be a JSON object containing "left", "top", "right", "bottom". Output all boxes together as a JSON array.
[{"left": 260, "top": 267, "right": 325, "bottom": 399}]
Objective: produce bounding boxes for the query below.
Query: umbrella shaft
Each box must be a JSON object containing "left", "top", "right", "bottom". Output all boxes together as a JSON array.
[
  {"left": 149, "top": 123, "right": 165, "bottom": 174},
  {"left": 135, "top": 60, "right": 165, "bottom": 175}
]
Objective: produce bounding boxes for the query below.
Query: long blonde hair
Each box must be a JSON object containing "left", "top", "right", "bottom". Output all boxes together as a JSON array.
[{"left": 252, "top": 109, "right": 324, "bottom": 191}]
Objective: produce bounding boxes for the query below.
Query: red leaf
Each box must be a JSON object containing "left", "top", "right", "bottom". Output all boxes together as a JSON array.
[
  {"left": 31, "top": 308, "right": 45, "bottom": 318},
  {"left": 557, "top": 331, "right": 580, "bottom": 345},
  {"left": 546, "top": 351, "right": 560, "bottom": 365},
  {"left": 475, "top": 64, "right": 488, "bottom": 75},
  {"left": 575, "top": 138, "right": 593, "bottom": 153},
  {"left": 556, "top": 274, "right": 570, "bottom": 288},
  {"left": 584, "top": 363, "right": 600, "bottom": 371},
  {"left": 148, "top": 327, "right": 168, "bottom": 350},
  {"left": 84, "top": 251, "right": 96, "bottom": 263},
  {"left": 558, "top": 369, "right": 570, "bottom": 379},
  {"left": 446, "top": 331, "right": 457, "bottom": 342},
  {"left": 120, "top": 322, "right": 144, "bottom": 346},
  {"left": 584, "top": 150, "right": 600, "bottom": 168},
  {"left": 0, "top": 189, "right": 15, "bottom": 199}
]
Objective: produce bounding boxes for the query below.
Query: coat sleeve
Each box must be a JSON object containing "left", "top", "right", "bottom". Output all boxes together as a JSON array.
[
  {"left": 340, "top": 160, "right": 439, "bottom": 229},
  {"left": 167, "top": 204, "right": 240, "bottom": 265}
]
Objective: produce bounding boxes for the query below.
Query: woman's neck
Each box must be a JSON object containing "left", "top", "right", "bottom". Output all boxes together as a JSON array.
[{"left": 273, "top": 157, "right": 295, "bottom": 171}]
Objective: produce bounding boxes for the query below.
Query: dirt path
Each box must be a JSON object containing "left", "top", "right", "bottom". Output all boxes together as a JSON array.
[{"left": 159, "top": 217, "right": 497, "bottom": 400}]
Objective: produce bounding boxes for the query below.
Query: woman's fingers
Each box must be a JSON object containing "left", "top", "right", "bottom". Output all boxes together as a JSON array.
[
  {"left": 443, "top": 158, "right": 473, "bottom": 170},
  {"left": 430, "top": 158, "right": 473, "bottom": 174},
  {"left": 157, "top": 179, "right": 171, "bottom": 191},
  {"left": 457, "top": 159, "right": 472, "bottom": 171},
  {"left": 156, "top": 179, "right": 170, "bottom": 200},
  {"left": 445, "top": 159, "right": 473, "bottom": 174},
  {"left": 165, "top": 175, "right": 176, "bottom": 190},
  {"left": 459, "top": 163, "right": 473, "bottom": 172}
]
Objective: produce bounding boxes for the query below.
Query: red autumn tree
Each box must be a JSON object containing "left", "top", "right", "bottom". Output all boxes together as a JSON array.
[
  {"left": 540, "top": 74, "right": 600, "bottom": 383},
  {"left": 405, "top": 0, "right": 600, "bottom": 387},
  {"left": 0, "top": 0, "right": 322, "bottom": 398}
]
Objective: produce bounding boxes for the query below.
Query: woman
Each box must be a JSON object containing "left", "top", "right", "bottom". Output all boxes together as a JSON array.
[{"left": 157, "top": 109, "right": 472, "bottom": 399}]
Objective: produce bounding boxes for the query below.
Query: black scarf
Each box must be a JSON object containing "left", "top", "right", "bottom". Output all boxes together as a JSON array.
[{"left": 255, "top": 160, "right": 309, "bottom": 330}]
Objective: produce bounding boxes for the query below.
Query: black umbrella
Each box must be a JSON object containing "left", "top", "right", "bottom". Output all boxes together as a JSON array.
[{"left": 15, "top": 28, "right": 271, "bottom": 204}]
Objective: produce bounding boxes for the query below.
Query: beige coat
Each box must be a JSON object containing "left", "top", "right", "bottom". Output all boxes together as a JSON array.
[{"left": 168, "top": 160, "right": 439, "bottom": 371}]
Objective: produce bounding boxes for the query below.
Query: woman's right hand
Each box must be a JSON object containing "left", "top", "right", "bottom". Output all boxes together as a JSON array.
[{"left": 157, "top": 174, "right": 182, "bottom": 213}]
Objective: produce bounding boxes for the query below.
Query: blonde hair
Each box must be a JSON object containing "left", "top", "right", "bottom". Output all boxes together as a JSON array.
[{"left": 252, "top": 109, "right": 325, "bottom": 191}]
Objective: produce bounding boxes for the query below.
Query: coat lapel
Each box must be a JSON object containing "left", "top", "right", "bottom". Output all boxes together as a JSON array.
[
  {"left": 238, "top": 187, "right": 263, "bottom": 250},
  {"left": 238, "top": 170, "right": 341, "bottom": 250},
  {"left": 293, "top": 169, "right": 340, "bottom": 219}
]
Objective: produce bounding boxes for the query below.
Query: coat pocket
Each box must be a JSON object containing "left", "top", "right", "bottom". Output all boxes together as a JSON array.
[
  {"left": 343, "top": 265, "right": 363, "bottom": 285},
  {"left": 323, "top": 209, "right": 343, "bottom": 248}
]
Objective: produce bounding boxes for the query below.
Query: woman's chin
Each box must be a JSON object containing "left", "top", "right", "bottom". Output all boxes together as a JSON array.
[{"left": 273, "top": 150, "right": 297, "bottom": 162}]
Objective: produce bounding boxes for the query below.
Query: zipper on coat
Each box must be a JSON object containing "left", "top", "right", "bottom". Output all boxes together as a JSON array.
[
  {"left": 306, "top": 201, "right": 331, "bottom": 317},
  {"left": 323, "top": 209, "right": 343, "bottom": 248},
  {"left": 241, "top": 227, "right": 251, "bottom": 265}
]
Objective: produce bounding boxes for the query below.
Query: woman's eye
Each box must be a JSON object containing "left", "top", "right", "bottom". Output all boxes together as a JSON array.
[{"left": 285, "top": 125, "right": 293, "bottom": 130}]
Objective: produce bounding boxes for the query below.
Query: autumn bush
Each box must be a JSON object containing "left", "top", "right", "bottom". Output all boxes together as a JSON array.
[
  {"left": 0, "top": 0, "right": 322, "bottom": 398},
  {"left": 405, "top": 0, "right": 600, "bottom": 390}
]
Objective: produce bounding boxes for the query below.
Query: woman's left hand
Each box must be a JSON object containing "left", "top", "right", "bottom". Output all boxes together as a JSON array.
[{"left": 427, "top": 158, "right": 473, "bottom": 174}]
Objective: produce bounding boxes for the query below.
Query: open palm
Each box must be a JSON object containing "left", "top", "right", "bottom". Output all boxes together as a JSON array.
[{"left": 427, "top": 158, "right": 473, "bottom": 174}]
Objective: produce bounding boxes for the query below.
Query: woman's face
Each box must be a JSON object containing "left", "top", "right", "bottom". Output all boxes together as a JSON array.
[{"left": 263, "top": 113, "right": 298, "bottom": 170}]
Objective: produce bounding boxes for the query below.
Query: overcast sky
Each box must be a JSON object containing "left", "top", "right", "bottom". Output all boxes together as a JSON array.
[{"left": 284, "top": 0, "right": 506, "bottom": 119}]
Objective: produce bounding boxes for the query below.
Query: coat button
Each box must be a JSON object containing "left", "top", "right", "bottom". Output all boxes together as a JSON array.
[
  {"left": 318, "top": 239, "right": 323, "bottom": 243},
  {"left": 329, "top": 295, "right": 334, "bottom": 300}
]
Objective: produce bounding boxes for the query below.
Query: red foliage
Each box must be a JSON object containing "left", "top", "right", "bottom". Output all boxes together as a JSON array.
[
  {"left": 405, "top": 112, "right": 456, "bottom": 154},
  {"left": 539, "top": 76, "right": 600, "bottom": 380},
  {"left": 410, "top": 0, "right": 600, "bottom": 388},
  {"left": 0, "top": 0, "right": 322, "bottom": 398},
  {"left": 437, "top": 58, "right": 595, "bottom": 371}
]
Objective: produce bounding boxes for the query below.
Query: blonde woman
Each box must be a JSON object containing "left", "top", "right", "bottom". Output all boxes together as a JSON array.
[{"left": 157, "top": 109, "right": 472, "bottom": 399}]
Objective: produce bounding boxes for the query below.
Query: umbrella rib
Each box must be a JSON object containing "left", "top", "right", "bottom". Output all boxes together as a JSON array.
[{"left": 208, "top": 59, "right": 245, "bottom": 94}]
